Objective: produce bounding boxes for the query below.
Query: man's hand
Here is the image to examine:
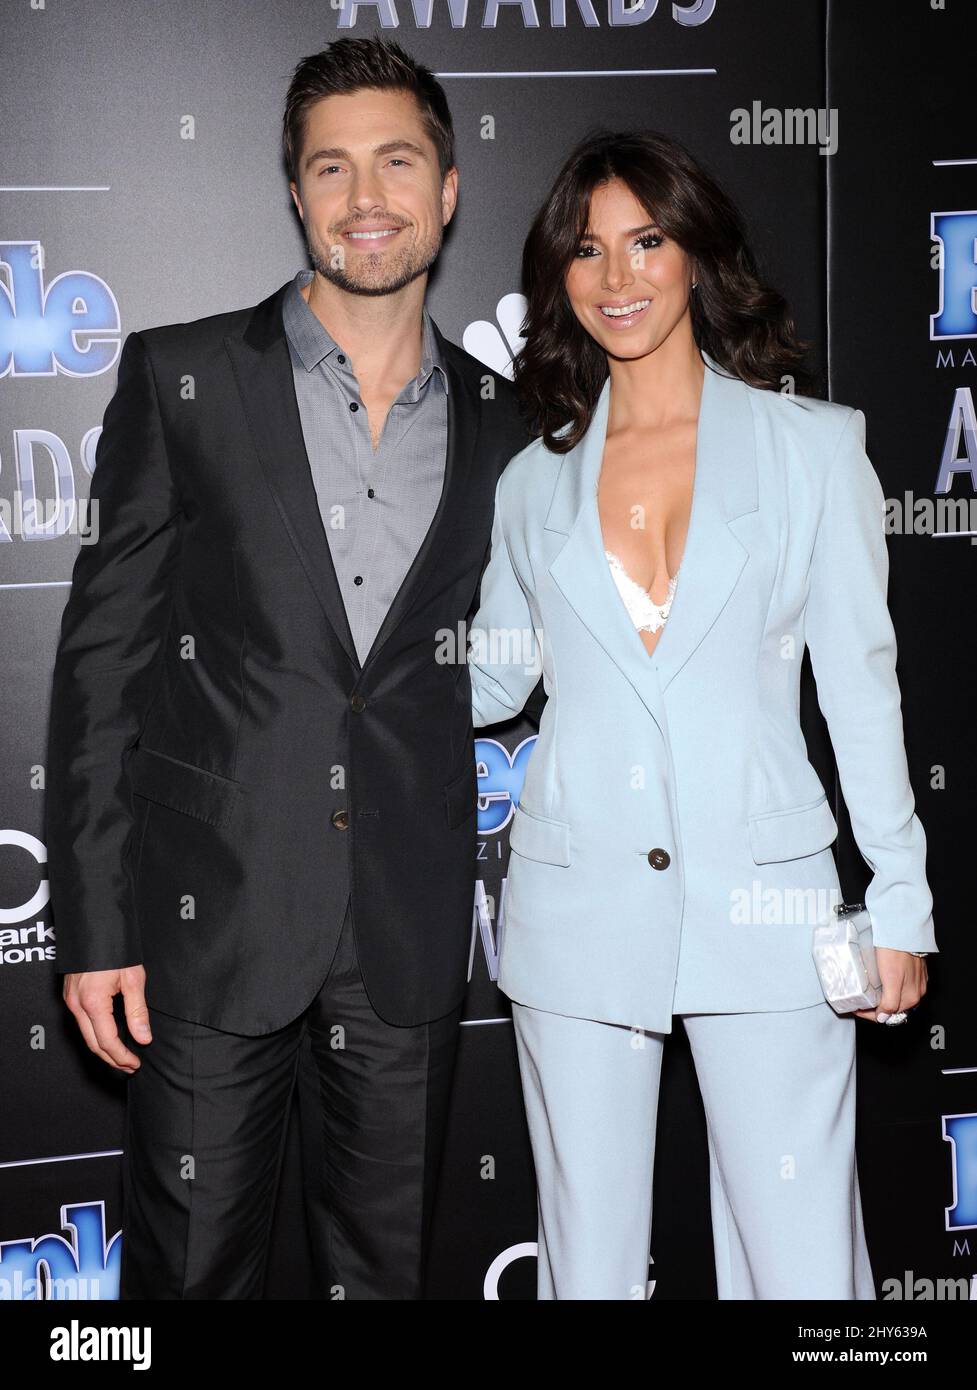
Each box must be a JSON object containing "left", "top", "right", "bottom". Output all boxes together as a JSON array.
[
  {"left": 854, "top": 948, "right": 928, "bottom": 1023},
  {"left": 63, "top": 965, "right": 153, "bottom": 1073}
]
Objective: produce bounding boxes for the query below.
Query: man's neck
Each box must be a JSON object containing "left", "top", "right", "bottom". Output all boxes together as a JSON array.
[{"left": 301, "top": 270, "right": 429, "bottom": 394}]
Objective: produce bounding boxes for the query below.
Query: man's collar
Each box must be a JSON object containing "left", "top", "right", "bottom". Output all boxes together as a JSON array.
[{"left": 282, "top": 267, "right": 447, "bottom": 393}]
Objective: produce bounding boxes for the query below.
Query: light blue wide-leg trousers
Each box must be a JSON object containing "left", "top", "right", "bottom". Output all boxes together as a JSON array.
[{"left": 510, "top": 998, "right": 877, "bottom": 1300}]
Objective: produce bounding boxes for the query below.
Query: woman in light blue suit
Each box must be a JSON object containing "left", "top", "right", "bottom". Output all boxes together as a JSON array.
[{"left": 467, "top": 131, "right": 936, "bottom": 1300}]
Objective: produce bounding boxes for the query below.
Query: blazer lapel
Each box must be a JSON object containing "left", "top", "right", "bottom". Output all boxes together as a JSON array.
[
  {"left": 224, "top": 285, "right": 478, "bottom": 676},
  {"left": 359, "top": 325, "right": 480, "bottom": 669},
  {"left": 225, "top": 282, "right": 360, "bottom": 670},
  {"left": 546, "top": 350, "right": 757, "bottom": 739}
]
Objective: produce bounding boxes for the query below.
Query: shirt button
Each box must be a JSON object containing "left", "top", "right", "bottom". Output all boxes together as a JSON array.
[
  {"left": 353, "top": 575, "right": 363, "bottom": 586},
  {"left": 350, "top": 694, "right": 367, "bottom": 713},
  {"left": 367, "top": 488, "right": 375, "bottom": 498},
  {"left": 647, "top": 848, "right": 671, "bottom": 870},
  {"left": 331, "top": 809, "right": 349, "bottom": 830},
  {"left": 349, "top": 401, "right": 359, "bottom": 412},
  {"left": 337, "top": 354, "right": 346, "bottom": 364}
]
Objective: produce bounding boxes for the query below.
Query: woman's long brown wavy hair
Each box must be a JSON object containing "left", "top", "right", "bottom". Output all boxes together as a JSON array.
[{"left": 513, "top": 129, "right": 820, "bottom": 452}]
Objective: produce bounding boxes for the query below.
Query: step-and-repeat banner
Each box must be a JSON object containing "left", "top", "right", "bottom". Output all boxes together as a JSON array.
[{"left": 1, "top": 0, "right": 973, "bottom": 1300}]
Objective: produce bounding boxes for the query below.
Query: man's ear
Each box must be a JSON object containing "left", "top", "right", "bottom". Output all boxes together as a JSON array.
[
  {"left": 289, "top": 181, "right": 304, "bottom": 221},
  {"left": 441, "top": 166, "right": 459, "bottom": 227}
]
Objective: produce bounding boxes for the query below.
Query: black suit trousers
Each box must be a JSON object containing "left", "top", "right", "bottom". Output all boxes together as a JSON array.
[{"left": 118, "top": 896, "right": 463, "bottom": 1299}]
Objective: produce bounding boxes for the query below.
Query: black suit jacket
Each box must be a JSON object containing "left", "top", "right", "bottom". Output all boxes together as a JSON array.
[{"left": 44, "top": 279, "right": 544, "bottom": 1032}]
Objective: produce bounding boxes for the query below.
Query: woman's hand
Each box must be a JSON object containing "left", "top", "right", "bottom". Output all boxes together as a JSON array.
[{"left": 854, "top": 947, "right": 928, "bottom": 1023}]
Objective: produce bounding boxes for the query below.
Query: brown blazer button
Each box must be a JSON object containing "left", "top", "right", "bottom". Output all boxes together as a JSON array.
[
  {"left": 331, "top": 810, "right": 349, "bottom": 830},
  {"left": 647, "top": 847, "right": 670, "bottom": 870},
  {"left": 350, "top": 694, "right": 367, "bottom": 712}
]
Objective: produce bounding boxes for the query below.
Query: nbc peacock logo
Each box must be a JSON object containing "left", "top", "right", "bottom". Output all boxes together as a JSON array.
[{"left": 462, "top": 294, "right": 527, "bottom": 380}]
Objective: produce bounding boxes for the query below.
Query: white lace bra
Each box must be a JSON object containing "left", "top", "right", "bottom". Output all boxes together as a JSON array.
[{"left": 605, "top": 550, "right": 679, "bottom": 634}]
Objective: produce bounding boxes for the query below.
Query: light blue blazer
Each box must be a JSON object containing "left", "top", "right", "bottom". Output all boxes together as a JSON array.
[{"left": 468, "top": 351, "right": 937, "bottom": 1034}]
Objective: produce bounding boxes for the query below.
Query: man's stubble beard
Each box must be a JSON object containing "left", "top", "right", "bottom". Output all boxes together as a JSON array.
[{"left": 307, "top": 222, "right": 443, "bottom": 298}]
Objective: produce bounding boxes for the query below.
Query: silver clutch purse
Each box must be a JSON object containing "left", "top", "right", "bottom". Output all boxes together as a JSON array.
[{"left": 812, "top": 901, "right": 882, "bottom": 1013}]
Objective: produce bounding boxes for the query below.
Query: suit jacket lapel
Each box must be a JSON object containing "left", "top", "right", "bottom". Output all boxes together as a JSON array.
[
  {"left": 223, "top": 284, "right": 479, "bottom": 676},
  {"left": 359, "top": 324, "right": 480, "bottom": 668},
  {"left": 546, "top": 350, "right": 757, "bottom": 739},
  {"left": 224, "top": 282, "right": 360, "bottom": 670}
]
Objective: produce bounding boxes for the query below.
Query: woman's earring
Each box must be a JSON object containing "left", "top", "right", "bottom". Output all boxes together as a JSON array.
[{"left": 692, "top": 280, "right": 698, "bottom": 289}]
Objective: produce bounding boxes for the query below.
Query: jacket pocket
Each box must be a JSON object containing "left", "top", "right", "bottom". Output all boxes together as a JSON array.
[
  {"left": 126, "top": 745, "right": 245, "bottom": 829},
  {"left": 748, "top": 792, "right": 838, "bottom": 864},
  {"left": 444, "top": 761, "right": 477, "bottom": 829},
  {"left": 509, "top": 802, "right": 571, "bottom": 866}
]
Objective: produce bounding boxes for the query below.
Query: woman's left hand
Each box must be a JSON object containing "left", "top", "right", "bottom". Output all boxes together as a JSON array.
[{"left": 854, "top": 947, "right": 928, "bottom": 1023}]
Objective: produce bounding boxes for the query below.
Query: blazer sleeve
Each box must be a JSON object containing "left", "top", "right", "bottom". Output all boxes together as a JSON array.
[
  {"left": 468, "top": 471, "right": 544, "bottom": 728},
  {"left": 44, "top": 330, "right": 184, "bottom": 974},
  {"left": 804, "top": 408, "right": 937, "bottom": 954}
]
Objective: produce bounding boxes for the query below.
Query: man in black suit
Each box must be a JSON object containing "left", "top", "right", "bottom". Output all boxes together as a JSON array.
[{"left": 45, "top": 36, "right": 541, "bottom": 1299}]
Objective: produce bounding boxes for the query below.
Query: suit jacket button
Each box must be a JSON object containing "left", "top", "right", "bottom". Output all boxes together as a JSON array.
[
  {"left": 647, "top": 847, "right": 670, "bottom": 870},
  {"left": 331, "top": 810, "right": 349, "bottom": 830},
  {"left": 350, "top": 694, "right": 367, "bottom": 713}
]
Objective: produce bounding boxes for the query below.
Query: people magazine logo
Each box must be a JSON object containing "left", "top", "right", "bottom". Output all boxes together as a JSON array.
[
  {"left": 0, "top": 244, "right": 111, "bottom": 547},
  {"left": 0, "top": 242, "right": 121, "bottom": 378},
  {"left": 931, "top": 210, "right": 977, "bottom": 347},
  {"left": 475, "top": 734, "right": 536, "bottom": 837},
  {"left": 0, "top": 1201, "right": 120, "bottom": 1300}
]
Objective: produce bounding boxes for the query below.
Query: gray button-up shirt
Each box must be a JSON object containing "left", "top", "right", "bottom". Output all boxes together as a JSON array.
[{"left": 282, "top": 267, "right": 449, "bottom": 665}]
